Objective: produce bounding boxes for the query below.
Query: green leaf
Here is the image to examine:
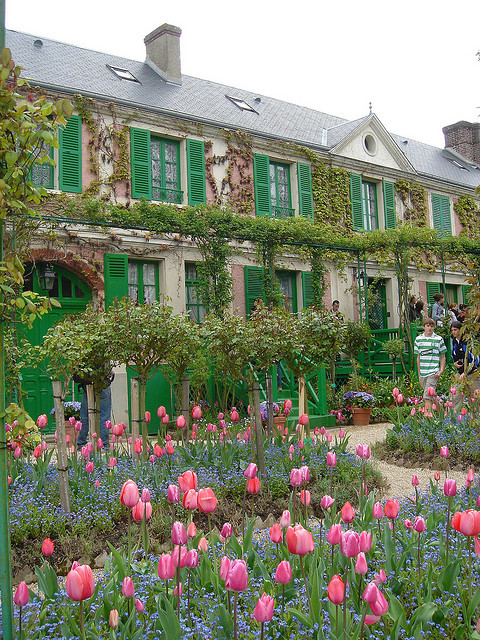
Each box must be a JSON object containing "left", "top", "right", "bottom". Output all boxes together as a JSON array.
[{"left": 287, "top": 606, "right": 314, "bottom": 628}]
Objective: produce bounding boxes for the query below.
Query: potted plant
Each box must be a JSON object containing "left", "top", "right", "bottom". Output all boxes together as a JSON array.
[
  {"left": 260, "top": 401, "right": 286, "bottom": 429},
  {"left": 342, "top": 321, "right": 372, "bottom": 391},
  {"left": 342, "top": 390, "right": 375, "bottom": 426},
  {"left": 50, "top": 401, "right": 81, "bottom": 439}
]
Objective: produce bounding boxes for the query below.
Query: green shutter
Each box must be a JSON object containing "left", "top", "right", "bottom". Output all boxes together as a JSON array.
[
  {"left": 253, "top": 154, "right": 271, "bottom": 217},
  {"left": 59, "top": 114, "right": 82, "bottom": 193},
  {"left": 187, "top": 139, "right": 206, "bottom": 205},
  {"left": 104, "top": 254, "right": 128, "bottom": 308},
  {"left": 350, "top": 173, "right": 363, "bottom": 230},
  {"left": 383, "top": 181, "right": 396, "bottom": 230},
  {"left": 432, "top": 194, "right": 451, "bottom": 236},
  {"left": 301, "top": 272, "right": 317, "bottom": 308},
  {"left": 130, "top": 127, "right": 152, "bottom": 199},
  {"left": 297, "top": 162, "right": 314, "bottom": 221},
  {"left": 426, "top": 282, "right": 441, "bottom": 314},
  {"left": 245, "top": 266, "right": 265, "bottom": 316},
  {"left": 462, "top": 285, "right": 472, "bottom": 304}
]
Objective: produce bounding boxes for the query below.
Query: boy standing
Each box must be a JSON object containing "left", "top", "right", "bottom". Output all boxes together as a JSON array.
[{"left": 414, "top": 318, "right": 446, "bottom": 411}]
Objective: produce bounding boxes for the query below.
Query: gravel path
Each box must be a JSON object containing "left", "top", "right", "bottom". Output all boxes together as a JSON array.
[{"left": 329, "top": 422, "right": 469, "bottom": 500}]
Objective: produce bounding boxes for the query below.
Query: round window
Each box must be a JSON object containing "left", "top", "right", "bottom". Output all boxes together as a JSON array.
[{"left": 363, "top": 134, "right": 377, "bottom": 156}]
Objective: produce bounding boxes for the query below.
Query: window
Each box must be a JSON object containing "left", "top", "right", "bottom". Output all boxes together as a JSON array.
[
  {"left": 30, "top": 114, "right": 82, "bottom": 193},
  {"left": 276, "top": 271, "right": 298, "bottom": 313},
  {"left": 151, "top": 138, "right": 182, "bottom": 204},
  {"left": 107, "top": 65, "right": 139, "bottom": 83},
  {"left": 350, "top": 174, "right": 395, "bottom": 231},
  {"left": 131, "top": 128, "right": 207, "bottom": 206},
  {"left": 225, "top": 95, "right": 257, "bottom": 113},
  {"left": 185, "top": 264, "right": 207, "bottom": 323},
  {"left": 128, "top": 261, "right": 158, "bottom": 304},
  {"left": 244, "top": 267, "right": 317, "bottom": 315},
  {"left": 253, "top": 154, "right": 313, "bottom": 220},
  {"left": 431, "top": 193, "right": 452, "bottom": 237}
]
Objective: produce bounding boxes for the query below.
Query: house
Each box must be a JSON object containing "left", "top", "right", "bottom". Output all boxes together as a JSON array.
[{"left": 5, "top": 24, "right": 480, "bottom": 424}]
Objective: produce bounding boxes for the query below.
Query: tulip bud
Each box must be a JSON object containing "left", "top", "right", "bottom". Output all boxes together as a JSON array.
[
  {"left": 14, "top": 581, "right": 29, "bottom": 607},
  {"left": 42, "top": 538, "right": 54, "bottom": 556},
  {"left": 109, "top": 609, "right": 119, "bottom": 628},
  {"left": 412, "top": 474, "right": 419, "bottom": 487},
  {"left": 122, "top": 577, "right": 135, "bottom": 598},
  {"left": 135, "top": 598, "right": 144, "bottom": 613},
  {"left": 280, "top": 510, "right": 291, "bottom": 528}
]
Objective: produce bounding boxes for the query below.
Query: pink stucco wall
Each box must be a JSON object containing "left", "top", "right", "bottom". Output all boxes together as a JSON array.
[{"left": 232, "top": 264, "right": 246, "bottom": 317}]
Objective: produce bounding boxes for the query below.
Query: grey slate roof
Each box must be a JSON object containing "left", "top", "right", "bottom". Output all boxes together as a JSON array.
[{"left": 6, "top": 29, "right": 480, "bottom": 190}]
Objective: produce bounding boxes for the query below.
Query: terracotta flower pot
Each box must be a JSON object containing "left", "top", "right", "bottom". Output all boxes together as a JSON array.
[{"left": 351, "top": 407, "right": 372, "bottom": 426}]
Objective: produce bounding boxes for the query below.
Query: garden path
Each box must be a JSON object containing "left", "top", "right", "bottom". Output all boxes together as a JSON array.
[{"left": 330, "top": 422, "right": 469, "bottom": 500}]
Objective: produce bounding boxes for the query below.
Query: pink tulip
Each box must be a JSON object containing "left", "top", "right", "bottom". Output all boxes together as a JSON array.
[
  {"left": 96, "top": 438, "right": 103, "bottom": 450},
  {"left": 135, "top": 598, "right": 145, "bottom": 613},
  {"left": 157, "top": 406, "right": 166, "bottom": 419},
  {"left": 36, "top": 414, "right": 48, "bottom": 429},
  {"left": 355, "top": 552, "right": 368, "bottom": 574},
  {"left": 413, "top": 517, "right": 426, "bottom": 533},
  {"left": 253, "top": 593, "right": 274, "bottom": 623},
  {"left": 108, "top": 457, "right": 117, "bottom": 468},
  {"left": 247, "top": 478, "right": 260, "bottom": 494},
  {"left": 275, "top": 560, "right": 292, "bottom": 584},
  {"left": 339, "top": 429, "right": 345, "bottom": 439},
  {"left": 403, "top": 519, "right": 413, "bottom": 529},
  {"left": 122, "top": 577, "right": 135, "bottom": 598},
  {"left": 42, "top": 538, "right": 54, "bottom": 556},
  {"left": 173, "top": 583, "right": 183, "bottom": 598},
  {"left": 85, "top": 461, "right": 94, "bottom": 473},
  {"left": 397, "top": 394, "right": 404, "bottom": 404},
  {"left": 14, "top": 581, "right": 29, "bottom": 607},
  {"left": 166, "top": 444, "right": 175, "bottom": 455},
  {"left": 327, "top": 523, "right": 342, "bottom": 546},
  {"left": 197, "top": 487, "right": 218, "bottom": 513},
  {"left": 112, "top": 423, "right": 124, "bottom": 437},
  {"left": 356, "top": 444, "right": 370, "bottom": 459},
  {"left": 341, "top": 501, "right": 355, "bottom": 523},
  {"left": 427, "top": 387, "right": 436, "bottom": 397},
  {"left": 220, "top": 556, "right": 231, "bottom": 581},
  {"left": 300, "top": 465, "right": 310, "bottom": 483},
  {"left": 133, "top": 439, "right": 142, "bottom": 454},
  {"left": 162, "top": 414, "right": 170, "bottom": 425},
  {"left": 467, "top": 468, "right": 475, "bottom": 483},
  {"left": 440, "top": 446, "right": 449, "bottom": 458},
  {"left": 221, "top": 523, "right": 233, "bottom": 539},
  {"left": 225, "top": 559, "right": 248, "bottom": 591},
  {"left": 172, "top": 522, "right": 188, "bottom": 546},
  {"left": 359, "top": 531, "right": 372, "bottom": 553},
  {"left": 230, "top": 408, "right": 239, "bottom": 422},
  {"left": 178, "top": 471, "right": 198, "bottom": 493},
  {"left": 186, "top": 549, "right": 199, "bottom": 568},
  {"left": 327, "top": 574, "right": 345, "bottom": 605},
  {"left": 158, "top": 554, "right": 175, "bottom": 580},
  {"left": 176, "top": 415, "right": 186, "bottom": 429},
  {"left": 444, "top": 479, "right": 457, "bottom": 497},
  {"left": 284, "top": 399, "right": 293, "bottom": 411},
  {"left": 172, "top": 546, "right": 188, "bottom": 568},
  {"left": 187, "top": 521, "right": 197, "bottom": 538},
  {"left": 340, "top": 530, "right": 360, "bottom": 557},
  {"left": 384, "top": 499, "right": 399, "bottom": 519},
  {"left": 120, "top": 480, "right": 139, "bottom": 508},
  {"left": 300, "top": 490, "right": 311, "bottom": 506},
  {"left": 109, "top": 609, "right": 119, "bottom": 628},
  {"left": 66, "top": 564, "right": 95, "bottom": 601},
  {"left": 321, "top": 495, "right": 334, "bottom": 509},
  {"left": 299, "top": 414, "right": 309, "bottom": 425},
  {"left": 363, "top": 582, "right": 379, "bottom": 604},
  {"left": 290, "top": 468, "right": 303, "bottom": 487},
  {"left": 33, "top": 445, "right": 41, "bottom": 459},
  {"left": 326, "top": 452, "right": 337, "bottom": 467},
  {"left": 132, "top": 500, "right": 152, "bottom": 522},
  {"left": 280, "top": 510, "right": 291, "bottom": 528},
  {"left": 191, "top": 405, "right": 202, "bottom": 420},
  {"left": 412, "top": 475, "right": 419, "bottom": 487},
  {"left": 286, "top": 524, "right": 314, "bottom": 556},
  {"left": 392, "top": 388, "right": 399, "bottom": 398},
  {"left": 410, "top": 408, "right": 416, "bottom": 416},
  {"left": 198, "top": 537, "right": 208, "bottom": 552},
  {"left": 270, "top": 523, "right": 283, "bottom": 544},
  {"left": 14, "top": 446, "right": 21, "bottom": 458},
  {"left": 141, "top": 488, "right": 151, "bottom": 503},
  {"left": 326, "top": 431, "right": 333, "bottom": 443}
]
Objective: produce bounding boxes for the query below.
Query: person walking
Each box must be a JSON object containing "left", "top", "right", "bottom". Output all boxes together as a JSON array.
[
  {"left": 449, "top": 320, "right": 480, "bottom": 412},
  {"left": 414, "top": 317, "right": 446, "bottom": 412}
]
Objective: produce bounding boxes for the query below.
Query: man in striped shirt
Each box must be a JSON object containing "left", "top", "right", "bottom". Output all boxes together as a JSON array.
[{"left": 414, "top": 317, "right": 446, "bottom": 411}]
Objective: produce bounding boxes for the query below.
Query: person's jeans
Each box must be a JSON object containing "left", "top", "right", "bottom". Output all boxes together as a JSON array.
[{"left": 77, "top": 386, "right": 111, "bottom": 448}]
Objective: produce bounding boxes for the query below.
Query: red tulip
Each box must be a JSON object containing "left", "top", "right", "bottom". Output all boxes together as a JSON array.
[
  {"left": 191, "top": 405, "right": 202, "bottom": 420},
  {"left": 197, "top": 487, "right": 218, "bottom": 513},
  {"left": 14, "top": 581, "right": 29, "bottom": 607},
  {"left": 247, "top": 477, "right": 260, "bottom": 495},
  {"left": 225, "top": 559, "right": 248, "bottom": 591},
  {"left": 158, "top": 553, "right": 175, "bottom": 580},
  {"left": 451, "top": 509, "right": 480, "bottom": 536},
  {"left": 122, "top": 576, "right": 135, "bottom": 598},
  {"left": 112, "top": 423, "right": 124, "bottom": 437},
  {"left": 274, "top": 560, "right": 292, "bottom": 584},
  {"left": 253, "top": 593, "right": 274, "bottom": 623},
  {"left": 133, "top": 439, "right": 142, "bottom": 454},
  {"left": 178, "top": 471, "right": 198, "bottom": 493},
  {"left": 384, "top": 499, "right": 399, "bottom": 519},
  {"left": 327, "top": 574, "right": 345, "bottom": 605},
  {"left": 300, "top": 490, "right": 311, "bottom": 506},
  {"left": 42, "top": 538, "right": 54, "bottom": 556},
  {"left": 66, "top": 564, "right": 95, "bottom": 601},
  {"left": 270, "top": 523, "right": 283, "bottom": 544},
  {"left": 286, "top": 524, "right": 314, "bottom": 556},
  {"left": 341, "top": 501, "right": 355, "bottom": 523},
  {"left": 33, "top": 445, "right": 41, "bottom": 458},
  {"left": 132, "top": 499, "right": 152, "bottom": 522},
  {"left": 120, "top": 480, "right": 139, "bottom": 508},
  {"left": 166, "top": 443, "right": 175, "bottom": 455},
  {"left": 144, "top": 411, "right": 151, "bottom": 424}
]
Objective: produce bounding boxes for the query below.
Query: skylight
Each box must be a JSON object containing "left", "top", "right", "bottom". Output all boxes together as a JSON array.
[
  {"left": 449, "top": 158, "right": 468, "bottom": 171},
  {"left": 225, "top": 95, "right": 257, "bottom": 113},
  {"left": 107, "top": 65, "right": 140, "bottom": 83}
]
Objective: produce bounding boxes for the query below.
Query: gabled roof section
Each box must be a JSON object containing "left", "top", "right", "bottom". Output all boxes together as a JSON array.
[{"left": 329, "top": 114, "right": 416, "bottom": 173}]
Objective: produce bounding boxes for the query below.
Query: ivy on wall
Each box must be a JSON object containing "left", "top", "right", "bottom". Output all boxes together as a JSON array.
[
  {"left": 454, "top": 195, "right": 480, "bottom": 239},
  {"left": 395, "top": 179, "right": 428, "bottom": 227}
]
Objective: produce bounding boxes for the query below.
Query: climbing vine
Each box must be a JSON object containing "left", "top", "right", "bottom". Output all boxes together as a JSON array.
[
  {"left": 454, "top": 195, "right": 480, "bottom": 238},
  {"left": 395, "top": 179, "right": 428, "bottom": 227}
]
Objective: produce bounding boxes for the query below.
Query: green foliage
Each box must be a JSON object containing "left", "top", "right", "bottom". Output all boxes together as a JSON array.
[
  {"left": 245, "top": 301, "right": 295, "bottom": 375},
  {"left": 384, "top": 338, "right": 404, "bottom": 358},
  {"left": 395, "top": 179, "right": 428, "bottom": 227},
  {"left": 454, "top": 195, "right": 480, "bottom": 239},
  {"left": 343, "top": 321, "right": 371, "bottom": 391}
]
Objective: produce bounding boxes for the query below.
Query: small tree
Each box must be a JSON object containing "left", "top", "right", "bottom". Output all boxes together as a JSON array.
[
  {"left": 105, "top": 298, "right": 176, "bottom": 459},
  {"left": 383, "top": 338, "right": 404, "bottom": 381},
  {"left": 343, "top": 321, "right": 371, "bottom": 391}
]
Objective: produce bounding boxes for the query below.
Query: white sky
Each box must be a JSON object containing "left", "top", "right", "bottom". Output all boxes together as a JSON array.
[{"left": 6, "top": 0, "right": 480, "bottom": 148}]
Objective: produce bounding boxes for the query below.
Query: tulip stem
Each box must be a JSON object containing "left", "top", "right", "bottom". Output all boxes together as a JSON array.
[
  {"left": 176, "top": 543, "right": 181, "bottom": 619},
  {"left": 446, "top": 496, "right": 451, "bottom": 565},
  {"left": 18, "top": 606, "right": 22, "bottom": 639},
  {"left": 233, "top": 593, "right": 238, "bottom": 640},
  {"left": 343, "top": 562, "right": 349, "bottom": 640},
  {"left": 79, "top": 601, "right": 86, "bottom": 640},
  {"left": 282, "top": 583, "right": 285, "bottom": 614},
  {"left": 299, "top": 556, "right": 313, "bottom": 616},
  {"left": 208, "top": 513, "right": 217, "bottom": 585},
  {"left": 127, "top": 510, "right": 132, "bottom": 573},
  {"left": 260, "top": 621, "right": 264, "bottom": 640}
]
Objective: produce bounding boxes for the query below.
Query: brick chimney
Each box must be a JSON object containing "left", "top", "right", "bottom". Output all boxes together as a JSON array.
[
  {"left": 443, "top": 121, "right": 480, "bottom": 164},
  {"left": 144, "top": 24, "right": 182, "bottom": 85}
]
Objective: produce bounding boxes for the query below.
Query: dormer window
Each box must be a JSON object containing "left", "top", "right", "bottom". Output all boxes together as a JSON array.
[
  {"left": 225, "top": 95, "right": 257, "bottom": 113},
  {"left": 107, "top": 65, "right": 140, "bottom": 83}
]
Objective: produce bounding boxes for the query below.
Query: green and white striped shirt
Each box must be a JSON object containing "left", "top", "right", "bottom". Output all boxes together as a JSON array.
[{"left": 414, "top": 332, "right": 446, "bottom": 376}]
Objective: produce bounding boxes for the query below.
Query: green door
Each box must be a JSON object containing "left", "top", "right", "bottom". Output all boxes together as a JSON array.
[
  {"left": 368, "top": 280, "right": 388, "bottom": 331},
  {"left": 20, "top": 265, "right": 92, "bottom": 430}
]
